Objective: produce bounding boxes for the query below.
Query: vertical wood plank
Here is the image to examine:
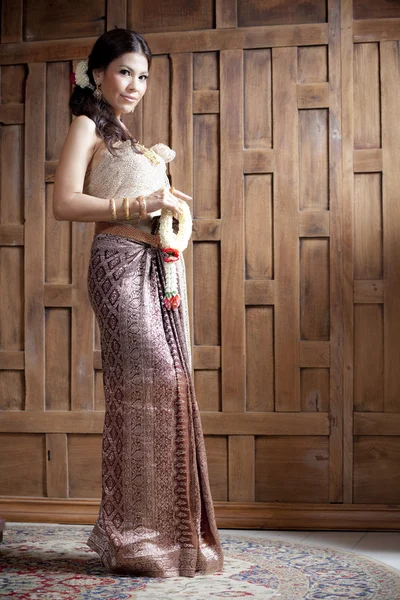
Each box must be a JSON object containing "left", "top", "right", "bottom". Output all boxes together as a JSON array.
[
  {"left": 216, "top": 0, "right": 237, "bottom": 28},
  {"left": 220, "top": 50, "right": 245, "bottom": 411},
  {"left": 46, "top": 433, "right": 68, "bottom": 498},
  {"left": 328, "top": 0, "right": 344, "bottom": 503},
  {"left": 169, "top": 53, "right": 194, "bottom": 375},
  {"left": 25, "top": 63, "right": 46, "bottom": 410},
  {"left": 71, "top": 222, "right": 95, "bottom": 410},
  {"left": 272, "top": 47, "right": 300, "bottom": 411},
  {"left": 228, "top": 435, "right": 254, "bottom": 501},
  {"left": 106, "top": 0, "right": 126, "bottom": 30},
  {"left": 340, "top": 0, "right": 353, "bottom": 503},
  {"left": 381, "top": 41, "right": 400, "bottom": 412}
]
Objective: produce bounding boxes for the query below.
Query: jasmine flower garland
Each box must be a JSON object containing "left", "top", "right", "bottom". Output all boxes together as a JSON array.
[{"left": 159, "top": 200, "right": 192, "bottom": 310}]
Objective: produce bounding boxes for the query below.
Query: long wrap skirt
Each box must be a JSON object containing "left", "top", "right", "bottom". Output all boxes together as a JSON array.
[{"left": 86, "top": 233, "right": 224, "bottom": 578}]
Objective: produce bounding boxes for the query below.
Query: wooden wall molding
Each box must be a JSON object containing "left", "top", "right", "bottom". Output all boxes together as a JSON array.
[
  {"left": 0, "top": 24, "right": 328, "bottom": 65},
  {"left": 1, "top": 498, "right": 399, "bottom": 530}
]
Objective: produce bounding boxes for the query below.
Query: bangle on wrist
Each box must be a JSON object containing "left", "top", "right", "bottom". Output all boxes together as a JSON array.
[
  {"left": 137, "top": 195, "right": 148, "bottom": 220},
  {"left": 123, "top": 197, "right": 130, "bottom": 220},
  {"left": 109, "top": 198, "right": 117, "bottom": 220}
]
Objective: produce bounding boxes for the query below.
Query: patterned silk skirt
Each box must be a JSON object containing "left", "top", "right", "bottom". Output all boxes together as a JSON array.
[{"left": 86, "top": 233, "right": 224, "bottom": 577}]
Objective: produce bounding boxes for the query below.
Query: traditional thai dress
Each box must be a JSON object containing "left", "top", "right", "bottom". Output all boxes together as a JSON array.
[{"left": 84, "top": 139, "right": 224, "bottom": 577}]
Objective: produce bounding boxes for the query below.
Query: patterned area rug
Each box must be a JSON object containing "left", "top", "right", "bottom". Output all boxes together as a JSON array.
[{"left": 1, "top": 524, "right": 400, "bottom": 599}]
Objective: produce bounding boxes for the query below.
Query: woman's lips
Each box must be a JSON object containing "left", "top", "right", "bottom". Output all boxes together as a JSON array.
[{"left": 121, "top": 95, "right": 136, "bottom": 102}]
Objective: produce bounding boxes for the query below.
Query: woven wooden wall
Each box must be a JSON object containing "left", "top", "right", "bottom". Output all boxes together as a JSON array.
[{"left": 1, "top": 0, "right": 400, "bottom": 528}]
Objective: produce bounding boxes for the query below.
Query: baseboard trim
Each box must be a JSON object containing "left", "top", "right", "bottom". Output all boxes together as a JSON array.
[{"left": 1, "top": 498, "right": 399, "bottom": 530}]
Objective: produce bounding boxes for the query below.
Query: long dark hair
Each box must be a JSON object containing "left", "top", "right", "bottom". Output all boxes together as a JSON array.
[{"left": 69, "top": 27, "right": 152, "bottom": 157}]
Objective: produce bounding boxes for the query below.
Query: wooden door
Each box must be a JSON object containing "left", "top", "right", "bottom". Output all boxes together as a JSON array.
[{"left": 0, "top": 0, "right": 400, "bottom": 529}]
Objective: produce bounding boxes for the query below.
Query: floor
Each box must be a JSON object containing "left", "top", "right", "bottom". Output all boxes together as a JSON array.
[
  {"left": 4, "top": 523, "right": 400, "bottom": 573},
  {"left": 219, "top": 528, "right": 400, "bottom": 572}
]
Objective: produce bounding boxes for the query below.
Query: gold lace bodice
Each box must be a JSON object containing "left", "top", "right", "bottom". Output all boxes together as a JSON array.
[{"left": 83, "top": 140, "right": 175, "bottom": 233}]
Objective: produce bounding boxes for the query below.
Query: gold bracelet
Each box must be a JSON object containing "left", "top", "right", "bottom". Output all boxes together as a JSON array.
[
  {"left": 123, "top": 197, "right": 130, "bottom": 220},
  {"left": 109, "top": 198, "right": 117, "bottom": 220},
  {"left": 137, "top": 195, "right": 148, "bottom": 220}
]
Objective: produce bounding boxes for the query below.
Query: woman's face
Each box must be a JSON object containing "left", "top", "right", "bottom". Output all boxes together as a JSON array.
[{"left": 93, "top": 52, "right": 149, "bottom": 120}]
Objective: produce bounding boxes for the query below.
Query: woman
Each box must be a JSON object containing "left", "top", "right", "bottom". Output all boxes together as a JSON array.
[{"left": 53, "top": 27, "right": 224, "bottom": 578}]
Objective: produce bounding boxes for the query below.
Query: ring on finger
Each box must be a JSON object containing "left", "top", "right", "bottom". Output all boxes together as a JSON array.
[{"left": 170, "top": 186, "right": 176, "bottom": 195}]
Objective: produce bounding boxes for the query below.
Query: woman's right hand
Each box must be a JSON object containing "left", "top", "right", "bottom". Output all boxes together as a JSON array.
[{"left": 136, "top": 186, "right": 192, "bottom": 219}]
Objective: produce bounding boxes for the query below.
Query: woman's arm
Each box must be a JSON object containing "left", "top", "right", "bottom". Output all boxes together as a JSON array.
[{"left": 53, "top": 115, "right": 140, "bottom": 222}]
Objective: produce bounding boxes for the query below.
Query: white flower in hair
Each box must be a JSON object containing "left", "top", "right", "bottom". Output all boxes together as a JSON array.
[
  {"left": 150, "top": 143, "right": 176, "bottom": 163},
  {"left": 75, "top": 59, "right": 95, "bottom": 90}
]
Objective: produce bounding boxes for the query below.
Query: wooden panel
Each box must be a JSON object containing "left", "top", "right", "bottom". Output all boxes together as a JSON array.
[
  {"left": 192, "top": 219, "right": 221, "bottom": 241},
  {"left": 220, "top": 49, "right": 245, "bottom": 411},
  {"left": 353, "top": 18, "right": 400, "bottom": 43},
  {"left": 354, "top": 0, "right": 400, "bottom": 20},
  {"left": 45, "top": 308, "right": 71, "bottom": 411},
  {"left": 24, "top": 0, "right": 104, "bottom": 41},
  {"left": 273, "top": 47, "right": 300, "bottom": 411},
  {"left": 353, "top": 149, "right": 383, "bottom": 172},
  {"left": 298, "top": 211, "right": 330, "bottom": 237},
  {"left": 297, "top": 82, "right": 329, "bottom": 108},
  {"left": 94, "top": 371, "right": 105, "bottom": 411},
  {"left": 355, "top": 413, "right": 400, "bottom": 435},
  {"left": 170, "top": 53, "right": 194, "bottom": 369},
  {"left": 353, "top": 43, "right": 380, "bottom": 149},
  {"left": 354, "top": 174, "right": 383, "bottom": 279},
  {"left": 354, "top": 437, "right": 400, "bottom": 504},
  {"left": 2, "top": 497, "right": 400, "bottom": 530},
  {"left": 193, "top": 345, "right": 220, "bottom": 370},
  {"left": 71, "top": 222, "right": 94, "bottom": 410},
  {"left": 381, "top": 42, "right": 400, "bottom": 412},
  {"left": 243, "top": 149, "right": 274, "bottom": 173},
  {"left": 68, "top": 434, "right": 102, "bottom": 498},
  {"left": 216, "top": 0, "right": 237, "bottom": 28},
  {"left": 193, "top": 90, "right": 219, "bottom": 113},
  {"left": 238, "top": 0, "right": 327, "bottom": 27},
  {"left": 245, "top": 175, "right": 273, "bottom": 279},
  {"left": 1, "top": 125, "right": 24, "bottom": 224},
  {"left": 0, "top": 248, "right": 24, "bottom": 351},
  {"left": 0, "top": 25, "right": 329, "bottom": 66},
  {"left": 0, "top": 434, "right": 45, "bottom": 496},
  {"left": 354, "top": 280, "right": 384, "bottom": 303},
  {"left": 299, "top": 341, "right": 330, "bottom": 368},
  {"left": 46, "top": 433, "right": 68, "bottom": 498},
  {"left": 299, "top": 109, "right": 329, "bottom": 210},
  {"left": 354, "top": 305, "right": 384, "bottom": 412},
  {"left": 301, "top": 368, "right": 330, "bottom": 412},
  {"left": 45, "top": 188, "right": 71, "bottom": 284},
  {"left": 245, "top": 280, "right": 275, "bottom": 305},
  {"left": 194, "top": 371, "right": 221, "bottom": 411},
  {"left": 193, "top": 115, "right": 219, "bottom": 218},
  {"left": 300, "top": 239, "right": 330, "bottom": 341},
  {"left": 25, "top": 63, "right": 46, "bottom": 410},
  {"left": 193, "top": 243, "right": 220, "bottom": 346},
  {"left": 246, "top": 307, "right": 274, "bottom": 412},
  {"left": 193, "top": 51, "right": 219, "bottom": 90},
  {"left": 298, "top": 46, "right": 328, "bottom": 82},
  {"left": 129, "top": 0, "right": 214, "bottom": 33},
  {"left": 229, "top": 436, "right": 254, "bottom": 501},
  {"left": 0, "top": 410, "right": 330, "bottom": 435},
  {"left": 205, "top": 436, "right": 228, "bottom": 501},
  {"left": 142, "top": 55, "right": 170, "bottom": 148},
  {"left": 0, "top": 372, "right": 24, "bottom": 410},
  {"left": 341, "top": 0, "right": 355, "bottom": 504},
  {"left": 0, "top": 224, "right": 24, "bottom": 245},
  {"left": 255, "top": 436, "right": 329, "bottom": 502},
  {"left": 243, "top": 49, "right": 272, "bottom": 149}
]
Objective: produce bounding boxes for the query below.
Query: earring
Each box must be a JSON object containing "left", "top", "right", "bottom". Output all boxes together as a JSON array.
[{"left": 93, "top": 81, "right": 102, "bottom": 100}]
